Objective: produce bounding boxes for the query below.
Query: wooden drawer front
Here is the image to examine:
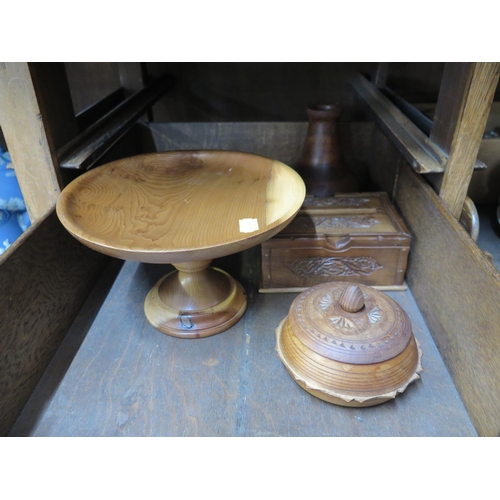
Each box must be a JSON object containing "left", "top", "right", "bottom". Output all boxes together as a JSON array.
[{"left": 261, "top": 242, "right": 409, "bottom": 289}]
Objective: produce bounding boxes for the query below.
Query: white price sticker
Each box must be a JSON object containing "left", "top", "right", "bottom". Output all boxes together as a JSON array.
[{"left": 239, "top": 218, "right": 259, "bottom": 233}]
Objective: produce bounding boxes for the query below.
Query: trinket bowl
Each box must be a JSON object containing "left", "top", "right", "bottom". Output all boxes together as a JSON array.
[{"left": 275, "top": 282, "right": 422, "bottom": 406}]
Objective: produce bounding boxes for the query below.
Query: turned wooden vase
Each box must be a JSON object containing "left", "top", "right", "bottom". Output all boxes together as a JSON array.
[
  {"left": 295, "top": 104, "right": 358, "bottom": 196},
  {"left": 276, "top": 282, "right": 423, "bottom": 407}
]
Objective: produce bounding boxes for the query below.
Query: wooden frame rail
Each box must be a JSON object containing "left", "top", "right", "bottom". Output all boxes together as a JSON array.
[
  {"left": 352, "top": 73, "right": 447, "bottom": 174},
  {"left": 434, "top": 63, "right": 500, "bottom": 218},
  {"left": 0, "top": 63, "right": 74, "bottom": 221},
  {"left": 357, "top": 63, "right": 500, "bottom": 221},
  {"left": 58, "top": 73, "right": 174, "bottom": 170},
  {"left": 382, "top": 86, "right": 487, "bottom": 172}
]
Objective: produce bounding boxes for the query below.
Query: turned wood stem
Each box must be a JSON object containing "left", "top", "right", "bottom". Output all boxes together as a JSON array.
[
  {"left": 173, "top": 260, "right": 212, "bottom": 273},
  {"left": 159, "top": 261, "right": 232, "bottom": 311}
]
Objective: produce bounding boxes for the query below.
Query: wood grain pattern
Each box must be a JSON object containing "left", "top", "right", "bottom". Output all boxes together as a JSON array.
[
  {"left": 144, "top": 265, "right": 247, "bottom": 338},
  {"left": 431, "top": 63, "right": 479, "bottom": 155},
  {"left": 338, "top": 284, "right": 365, "bottom": 312},
  {"left": 57, "top": 150, "right": 305, "bottom": 338},
  {"left": 9, "top": 260, "right": 477, "bottom": 437},
  {"left": 0, "top": 63, "right": 62, "bottom": 221},
  {"left": 438, "top": 63, "right": 500, "bottom": 218},
  {"left": 0, "top": 209, "right": 108, "bottom": 436},
  {"left": 57, "top": 150, "right": 305, "bottom": 264},
  {"left": 277, "top": 320, "right": 421, "bottom": 407},
  {"left": 284, "top": 282, "right": 414, "bottom": 365},
  {"left": 261, "top": 193, "right": 410, "bottom": 289},
  {"left": 393, "top": 152, "right": 500, "bottom": 436}
]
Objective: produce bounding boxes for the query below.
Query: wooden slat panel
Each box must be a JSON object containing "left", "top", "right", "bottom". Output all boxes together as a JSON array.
[
  {"left": 0, "top": 209, "right": 109, "bottom": 436},
  {"left": 147, "top": 121, "right": 375, "bottom": 189},
  {"left": 393, "top": 154, "right": 500, "bottom": 437},
  {"left": 0, "top": 63, "right": 62, "bottom": 221},
  {"left": 149, "top": 122, "right": 308, "bottom": 166},
  {"left": 437, "top": 63, "right": 500, "bottom": 218}
]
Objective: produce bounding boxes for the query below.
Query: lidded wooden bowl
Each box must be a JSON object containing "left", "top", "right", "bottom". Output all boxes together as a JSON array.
[{"left": 275, "top": 282, "right": 423, "bottom": 407}]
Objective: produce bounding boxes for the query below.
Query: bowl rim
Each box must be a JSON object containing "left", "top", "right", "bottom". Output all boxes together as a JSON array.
[{"left": 56, "top": 149, "right": 306, "bottom": 263}]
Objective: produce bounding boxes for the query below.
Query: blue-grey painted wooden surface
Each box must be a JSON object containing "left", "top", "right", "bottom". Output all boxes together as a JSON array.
[{"left": 11, "top": 254, "right": 477, "bottom": 437}]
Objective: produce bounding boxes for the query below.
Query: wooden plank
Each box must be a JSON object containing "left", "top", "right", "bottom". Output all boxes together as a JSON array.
[
  {"left": 10, "top": 259, "right": 476, "bottom": 437},
  {"left": 147, "top": 121, "right": 375, "bottom": 187},
  {"left": 28, "top": 63, "right": 79, "bottom": 151},
  {"left": 436, "top": 63, "right": 500, "bottom": 218},
  {"left": 0, "top": 209, "right": 109, "bottom": 436},
  {"left": 431, "top": 63, "right": 474, "bottom": 152},
  {"left": 58, "top": 73, "right": 174, "bottom": 170},
  {"left": 0, "top": 63, "right": 62, "bottom": 221},
  {"left": 351, "top": 73, "right": 446, "bottom": 174},
  {"left": 393, "top": 154, "right": 500, "bottom": 437},
  {"left": 149, "top": 122, "right": 308, "bottom": 166},
  {"left": 8, "top": 259, "right": 123, "bottom": 436}
]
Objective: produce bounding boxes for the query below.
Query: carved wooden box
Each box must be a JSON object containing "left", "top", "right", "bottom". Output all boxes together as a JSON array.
[{"left": 260, "top": 193, "right": 410, "bottom": 291}]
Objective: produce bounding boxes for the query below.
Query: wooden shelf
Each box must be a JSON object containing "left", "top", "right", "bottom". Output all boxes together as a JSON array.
[
  {"left": 3, "top": 62, "right": 500, "bottom": 436},
  {"left": 10, "top": 253, "right": 476, "bottom": 437}
]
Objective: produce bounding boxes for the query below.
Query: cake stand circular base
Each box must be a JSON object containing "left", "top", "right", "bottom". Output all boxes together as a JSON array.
[{"left": 144, "top": 267, "right": 247, "bottom": 338}]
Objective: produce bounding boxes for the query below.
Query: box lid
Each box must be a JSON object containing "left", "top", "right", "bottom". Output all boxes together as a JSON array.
[{"left": 278, "top": 192, "right": 409, "bottom": 237}]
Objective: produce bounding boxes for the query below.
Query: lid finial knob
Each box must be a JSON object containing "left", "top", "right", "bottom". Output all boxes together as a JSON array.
[{"left": 339, "top": 285, "right": 365, "bottom": 313}]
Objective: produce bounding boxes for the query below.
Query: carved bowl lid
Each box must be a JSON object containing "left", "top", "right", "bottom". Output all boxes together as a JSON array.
[{"left": 287, "top": 282, "right": 413, "bottom": 364}]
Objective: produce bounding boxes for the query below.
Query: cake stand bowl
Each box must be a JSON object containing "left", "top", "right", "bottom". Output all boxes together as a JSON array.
[{"left": 56, "top": 150, "right": 306, "bottom": 338}]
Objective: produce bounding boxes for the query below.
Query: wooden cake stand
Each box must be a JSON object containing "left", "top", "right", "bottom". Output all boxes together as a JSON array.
[{"left": 56, "top": 150, "right": 305, "bottom": 338}]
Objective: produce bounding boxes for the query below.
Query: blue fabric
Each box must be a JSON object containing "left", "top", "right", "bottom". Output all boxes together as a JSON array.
[{"left": 0, "top": 148, "right": 31, "bottom": 254}]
